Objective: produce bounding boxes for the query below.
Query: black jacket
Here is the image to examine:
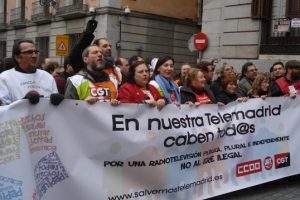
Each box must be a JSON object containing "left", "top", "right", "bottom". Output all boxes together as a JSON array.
[
  {"left": 68, "top": 31, "right": 95, "bottom": 74},
  {"left": 180, "top": 85, "right": 216, "bottom": 104},
  {"left": 210, "top": 77, "right": 222, "bottom": 97},
  {"left": 217, "top": 91, "right": 239, "bottom": 105}
]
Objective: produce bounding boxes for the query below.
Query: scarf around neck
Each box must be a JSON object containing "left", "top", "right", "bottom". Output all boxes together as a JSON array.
[{"left": 154, "top": 74, "right": 180, "bottom": 103}]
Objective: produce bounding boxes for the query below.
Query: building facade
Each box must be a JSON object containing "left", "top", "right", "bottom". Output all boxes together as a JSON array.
[
  {"left": 201, "top": 0, "right": 300, "bottom": 71},
  {"left": 0, "top": 0, "right": 201, "bottom": 66}
]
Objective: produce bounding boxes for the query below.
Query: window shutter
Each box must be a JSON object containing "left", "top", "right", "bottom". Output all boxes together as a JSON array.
[
  {"left": 251, "top": 0, "right": 272, "bottom": 19},
  {"left": 0, "top": 41, "right": 6, "bottom": 60},
  {"left": 287, "top": 0, "right": 300, "bottom": 18},
  {"left": 21, "top": 0, "right": 25, "bottom": 19}
]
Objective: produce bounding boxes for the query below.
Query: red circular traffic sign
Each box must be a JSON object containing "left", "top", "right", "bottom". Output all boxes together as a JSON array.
[{"left": 194, "top": 32, "right": 208, "bottom": 51}]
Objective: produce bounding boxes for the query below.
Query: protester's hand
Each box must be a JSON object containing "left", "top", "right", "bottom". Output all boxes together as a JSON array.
[
  {"left": 195, "top": 102, "right": 203, "bottom": 107},
  {"left": 195, "top": 101, "right": 210, "bottom": 107},
  {"left": 261, "top": 95, "right": 267, "bottom": 100},
  {"left": 110, "top": 99, "right": 120, "bottom": 106},
  {"left": 156, "top": 99, "right": 165, "bottom": 111},
  {"left": 185, "top": 101, "right": 194, "bottom": 107},
  {"left": 86, "top": 19, "right": 98, "bottom": 34},
  {"left": 290, "top": 93, "right": 297, "bottom": 99},
  {"left": 50, "top": 93, "right": 64, "bottom": 106},
  {"left": 24, "top": 91, "right": 41, "bottom": 105},
  {"left": 145, "top": 99, "right": 156, "bottom": 107},
  {"left": 85, "top": 96, "right": 99, "bottom": 105},
  {"left": 237, "top": 97, "right": 248, "bottom": 102},
  {"left": 174, "top": 102, "right": 181, "bottom": 108},
  {"left": 217, "top": 102, "right": 225, "bottom": 107}
]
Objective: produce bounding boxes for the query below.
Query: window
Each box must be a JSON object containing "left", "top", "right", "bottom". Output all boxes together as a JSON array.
[
  {"left": 0, "top": 41, "right": 6, "bottom": 60},
  {"left": 0, "top": 0, "right": 7, "bottom": 25},
  {"left": 260, "top": 0, "right": 300, "bottom": 54},
  {"left": 197, "top": 0, "right": 203, "bottom": 26},
  {"left": 35, "top": 36, "right": 49, "bottom": 66}
]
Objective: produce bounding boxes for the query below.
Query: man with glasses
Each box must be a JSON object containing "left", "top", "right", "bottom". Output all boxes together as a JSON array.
[
  {"left": 238, "top": 62, "right": 258, "bottom": 96},
  {"left": 65, "top": 45, "right": 118, "bottom": 105},
  {"left": 0, "top": 39, "right": 59, "bottom": 105}
]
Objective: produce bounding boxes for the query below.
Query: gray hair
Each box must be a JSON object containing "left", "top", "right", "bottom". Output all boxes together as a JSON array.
[{"left": 82, "top": 44, "right": 99, "bottom": 62}]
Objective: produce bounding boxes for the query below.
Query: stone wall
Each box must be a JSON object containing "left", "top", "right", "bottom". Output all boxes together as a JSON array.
[{"left": 202, "top": 0, "right": 263, "bottom": 71}]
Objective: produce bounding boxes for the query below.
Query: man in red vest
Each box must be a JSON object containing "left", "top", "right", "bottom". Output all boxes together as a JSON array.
[{"left": 271, "top": 60, "right": 300, "bottom": 97}]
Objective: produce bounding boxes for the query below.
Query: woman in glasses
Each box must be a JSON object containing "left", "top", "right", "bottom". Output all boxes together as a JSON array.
[{"left": 118, "top": 61, "right": 165, "bottom": 110}]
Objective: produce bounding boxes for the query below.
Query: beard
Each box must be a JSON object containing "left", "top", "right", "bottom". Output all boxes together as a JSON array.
[
  {"left": 104, "top": 50, "right": 111, "bottom": 58},
  {"left": 87, "top": 62, "right": 105, "bottom": 72}
]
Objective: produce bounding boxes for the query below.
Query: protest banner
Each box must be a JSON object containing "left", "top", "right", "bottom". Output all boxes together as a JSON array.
[{"left": 0, "top": 97, "right": 299, "bottom": 199}]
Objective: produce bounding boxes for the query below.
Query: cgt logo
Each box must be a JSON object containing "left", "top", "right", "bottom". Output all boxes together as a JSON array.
[
  {"left": 236, "top": 159, "right": 262, "bottom": 177},
  {"left": 274, "top": 152, "right": 290, "bottom": 169}
]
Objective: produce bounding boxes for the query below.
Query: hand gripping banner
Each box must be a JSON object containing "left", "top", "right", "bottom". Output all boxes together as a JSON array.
[{"left": 0, "top": 97, "right": 299, "bottom": 200}]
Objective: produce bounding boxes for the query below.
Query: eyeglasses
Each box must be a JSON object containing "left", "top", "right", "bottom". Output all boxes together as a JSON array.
[
  {"left": 20, "top": 50, "right": 39, "bottom": 55},
  {"left": 248, "top": 68, "right": 258, "bottom": 72}
]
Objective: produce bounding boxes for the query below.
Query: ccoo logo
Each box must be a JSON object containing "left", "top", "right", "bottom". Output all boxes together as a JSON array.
[{"left": 236, "top": 159, "right": 262, "bottom": 177}]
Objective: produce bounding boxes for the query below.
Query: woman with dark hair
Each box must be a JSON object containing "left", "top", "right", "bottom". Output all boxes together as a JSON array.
[
  {"left": 217, "top": 73, "right": 247, "bottom": 105},
  {"left": 180, "top": 68, "right": 216, "bottom": 105},
  {"left": 249, "top": 72, "right": 271, "bottom": 98},
  {"left": 118, "top": 61, "right": 165, "bottom": 110},
  {"left": 149, "top": 56, "right": 180, "bottom": 104}
]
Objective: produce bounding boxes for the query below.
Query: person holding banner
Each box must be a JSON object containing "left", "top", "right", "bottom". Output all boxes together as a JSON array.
[
  {"left": 180, "top": 68, "right": 216, "bottom": 105},
  {"left": 0, "top": 39, "right": 62, "bottom": 106},
  {"left": 270, "top": 61, "right": 285, "bottom": 81},
  {"left": 118, "top": 61, "right": 165, "bottom": 110},
  {"left": 271, "top": 60, "right": 300, "bottom": 97},
  {"left": 249, "top": 72, "right": 271, "bottom": 99},
  {"left": 217, "top": 73, "right": 247, "bottom": 105},
  {"left": 150, "top": 56, "right": 180, "bottom": 104},
  {"left": 64, "top": 45, "right": 119, "bottom": 105},
  {"left": 238, "top": 62, "right": 258, "bottom": 96},
  {"left": 211, "top": 63, "right": 235, "bottom": 98}
]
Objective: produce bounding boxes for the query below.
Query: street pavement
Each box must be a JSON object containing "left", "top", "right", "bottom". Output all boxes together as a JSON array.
[{"left": 210, "top": 175, "right": 300, "bottom": 200}]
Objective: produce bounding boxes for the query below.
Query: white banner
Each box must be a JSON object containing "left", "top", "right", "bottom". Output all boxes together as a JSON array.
[{"left": 0, "top": 97, "right": 299, "bottom": 200}]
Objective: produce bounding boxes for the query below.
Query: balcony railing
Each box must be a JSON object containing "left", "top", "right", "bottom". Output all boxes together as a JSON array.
[
  {"left": 31, "top": 1, "right": 51, "bottom": 24},
  {"left": 260, "top": 17, "right": 300, "bottom": 54},
  {"left": 10, "top": 7, "right": 26, "bottom": 28},
  {"left": 56, "top": 0, "right": 88, "bottom": 19}
]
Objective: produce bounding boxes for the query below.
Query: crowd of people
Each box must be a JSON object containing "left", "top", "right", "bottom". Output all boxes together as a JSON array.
[{"left": 0, "top": 19, "right": 300, "bottom": 108}]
